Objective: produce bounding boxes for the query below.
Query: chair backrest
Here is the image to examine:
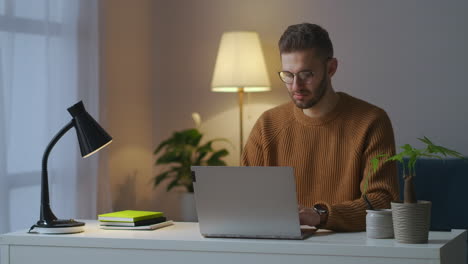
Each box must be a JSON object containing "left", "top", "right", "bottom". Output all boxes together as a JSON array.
[{"left": 398, "top": 158, "right": 468, "bottom": 231}]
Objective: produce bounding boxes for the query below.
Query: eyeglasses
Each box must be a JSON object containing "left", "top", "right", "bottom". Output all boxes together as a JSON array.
[{"left": 278, "top": 71, "right": 315, "bottom": 84}]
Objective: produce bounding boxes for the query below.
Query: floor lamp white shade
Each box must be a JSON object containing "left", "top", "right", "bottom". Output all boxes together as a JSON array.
[
  {"left": 211, "top": 31, "right": 271, "bottom": 159},
  {"left": 211, "top": 31, "right": 271, "bottom": 92}
]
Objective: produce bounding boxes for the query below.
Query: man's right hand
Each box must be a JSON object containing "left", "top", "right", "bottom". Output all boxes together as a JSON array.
[{"left": 298, "top": 205, "right": 321, "bottom": 227}]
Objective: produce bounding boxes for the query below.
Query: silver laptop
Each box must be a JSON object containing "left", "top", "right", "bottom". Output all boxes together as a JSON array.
[{"left": 191, "top": 166, "right": 315, "bottom": 239}]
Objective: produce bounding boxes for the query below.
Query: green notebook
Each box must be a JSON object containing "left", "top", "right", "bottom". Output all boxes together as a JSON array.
[
  {"left": 100, "top": 221, "right": 174, "bottom": 230},
  {"left": 98, "top": 210, "right": 164, "bottom": 222}
]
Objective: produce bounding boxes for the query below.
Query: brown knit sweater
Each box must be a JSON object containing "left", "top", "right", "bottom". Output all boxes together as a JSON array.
[{"left": 242, "top": 92, "right": 399, "bottom": 231}]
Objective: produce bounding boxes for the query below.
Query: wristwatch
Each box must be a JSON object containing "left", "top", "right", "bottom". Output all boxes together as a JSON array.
[{"left": 313, "top": 204, "right": 329, "bottom": 227}]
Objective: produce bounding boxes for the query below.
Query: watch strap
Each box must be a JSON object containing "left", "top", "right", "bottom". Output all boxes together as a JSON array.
[{"left": 313, "top": 204, "right": 329, "bottom": 227}]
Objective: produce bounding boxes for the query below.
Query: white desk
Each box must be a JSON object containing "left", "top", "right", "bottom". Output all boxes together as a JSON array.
[{"left": 1, "top": 220, "right": 466, "bottom": 264}]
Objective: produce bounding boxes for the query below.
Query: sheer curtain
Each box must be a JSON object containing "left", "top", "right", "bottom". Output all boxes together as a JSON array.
[{"left": 0, "top": 0, "right": 110, "bottom": 234}]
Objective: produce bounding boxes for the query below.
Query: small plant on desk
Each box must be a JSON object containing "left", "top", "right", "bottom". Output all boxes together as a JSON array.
[{"left": 363, "top": 136, "right": 465, "bottom": 243}]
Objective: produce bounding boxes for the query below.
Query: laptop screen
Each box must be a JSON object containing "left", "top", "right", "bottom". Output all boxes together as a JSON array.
[{"left": 192, "top": 166, "right": 304, "bottom": 239}]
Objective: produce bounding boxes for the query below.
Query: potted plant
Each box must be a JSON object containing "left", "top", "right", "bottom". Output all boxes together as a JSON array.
[
  {"left": 153, "top": 128, "right": 229, "bottom": 192},
  {"left": 153, "top": 113, "right": 230, "bottom": 221},
  {"left": 365, "top": 137, "right": 464, "bottom": 243}
]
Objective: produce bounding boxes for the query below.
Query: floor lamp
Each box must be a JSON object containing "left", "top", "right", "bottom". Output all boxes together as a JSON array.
[{"left": 211, "top": 31, "right": 270, "bottom": 159}]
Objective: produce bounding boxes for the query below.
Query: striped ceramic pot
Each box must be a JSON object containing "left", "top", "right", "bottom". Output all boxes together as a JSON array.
[{"left": 391, "top": 201, "right": 432, "bottom": 244}]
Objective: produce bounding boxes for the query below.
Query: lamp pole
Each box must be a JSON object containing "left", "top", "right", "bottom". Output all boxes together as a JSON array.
[
  {"left": 238, "top": 87, "right": 244, "bottom": 159},
  {"left": 39, "top": 120, "right": 74, "bottom": 225}
]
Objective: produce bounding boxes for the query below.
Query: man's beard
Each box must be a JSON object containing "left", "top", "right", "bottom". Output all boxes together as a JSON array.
[{"left": 289, "top": 71, "right": 328, "bottom": 109}]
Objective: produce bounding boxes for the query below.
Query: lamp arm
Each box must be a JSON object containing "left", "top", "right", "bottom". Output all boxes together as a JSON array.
[{"left": 40, "top": 120, "right": 74, "bottom": 224}]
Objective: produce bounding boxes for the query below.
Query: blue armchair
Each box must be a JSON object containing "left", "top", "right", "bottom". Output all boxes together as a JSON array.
[
  {"left": 397, "top": 158, "right": 468, "bottom": 263},
  {"left": 397, "top": 158, "right": 468, "bottom": 231}
]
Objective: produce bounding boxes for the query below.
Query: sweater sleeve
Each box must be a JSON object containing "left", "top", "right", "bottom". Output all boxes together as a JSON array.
[
  {"left": 241, "top": 117, "right": 265, "bottom": 166},
  {"left": 318, "top": 110, "right": 400, "bottom": 231}
]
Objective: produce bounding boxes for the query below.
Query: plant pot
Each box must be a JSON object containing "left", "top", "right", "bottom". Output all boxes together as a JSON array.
[
  {"left": 179, "top": 192, "right": 198, "bottom": 222},
  {"left": 366, "top": 209, "right": 394, "bottom": 239},
  {"left": 391, "top": 201, "right": 431, "bottom": 244}
]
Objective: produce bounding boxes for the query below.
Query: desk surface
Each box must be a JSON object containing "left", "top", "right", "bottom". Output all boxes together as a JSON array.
[{"left": 1, "top": 220, "right": 466, "bottom": 261}]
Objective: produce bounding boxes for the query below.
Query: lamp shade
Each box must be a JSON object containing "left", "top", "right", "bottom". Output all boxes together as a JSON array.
[
  {"left": 211, "top": 31, "right": 271, "bottom": 92},
  {"left": 67, "top": 101, "right": 112, "bottom": 158}
]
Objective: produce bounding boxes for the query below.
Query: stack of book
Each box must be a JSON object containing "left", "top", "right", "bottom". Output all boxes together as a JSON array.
[{"left": 98, "top": 210, "right": 173, "bottom": 230}]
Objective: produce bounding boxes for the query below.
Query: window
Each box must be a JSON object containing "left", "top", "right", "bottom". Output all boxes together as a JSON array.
[{"left": 0, "top": 0, "right": 89, "bottom": 233}]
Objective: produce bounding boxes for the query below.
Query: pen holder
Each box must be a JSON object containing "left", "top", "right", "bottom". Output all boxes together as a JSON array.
[{"left": 366, "top": 209, "right": 394, "bottom": 239}]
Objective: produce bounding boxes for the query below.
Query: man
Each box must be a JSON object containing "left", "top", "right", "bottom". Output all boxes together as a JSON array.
[{"left": 242, "top": 23, "right": 399, "bottom": 231}]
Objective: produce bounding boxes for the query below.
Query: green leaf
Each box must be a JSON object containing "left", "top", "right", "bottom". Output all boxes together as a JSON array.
[
  {"left": 154, "top": 171, "right": 172, "bottom": 186},
  {"left": 209, "top": 137, "right": 234, "bottom": 147},
  {"left": 370, "top": 154, "right": 387, "bottom": 173},
  {"left": 207, "top": 159, "right": 227, "bottom": 166},
  {"left": 434, "top": 146, "right": 463, "bottom": 158},
  {"left": 417, "top": 136, "right": 433, "bottom": 145},
  {"left": 405, "top": 151, "right": 420, "bottom": 177},
  {"left": 207, "top": 149, "right": 229, "bottom": 164},
  {"left": 195, "top": 141, "right": 213, "bottom": 164},
  {"left": 420, "top": 153, "right": 443, "bottom": 159},
  {"left": 417, "top": 136, "right": 465, "bottom": 160},
  {"left": 154, "top": 137, "right": 174, "bottom": 154},
  {"left": 401, "top": 144, "right": 414, "bottom": 152},
  {"left": 178, "top": 129, "right": 203, "bottom": 146},
  {"left": 179, "top": 148, "right": 193, "bottom": 165},
  {"left": 362, "top": 170, "right": 371, "bottom": 196},
  {"left": 197, "top": 141, "right": 213, "bottom": 153},
  {"left": 386, "top": 153, "right": 404, "bottom": 163},
  {"left": 156, "top": 151, "right": 182, "bottom": 164},
  {"left": 363, "top": 154, "right": 388, "bottom": 197},
  {"left": 166, "top": 179, "right": 181, "bottom": 192}
]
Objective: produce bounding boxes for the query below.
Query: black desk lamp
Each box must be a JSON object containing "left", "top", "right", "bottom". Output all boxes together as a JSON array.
[{"left": 29, "top": 101, "right": 112, "bottom": 234}]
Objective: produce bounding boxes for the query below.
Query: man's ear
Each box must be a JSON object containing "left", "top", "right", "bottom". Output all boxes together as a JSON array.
[{"left": 327, "top": 58, "right": 338, "bottom": 77}]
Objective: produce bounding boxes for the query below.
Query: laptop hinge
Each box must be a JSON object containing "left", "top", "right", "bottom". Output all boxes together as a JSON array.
[{"left": 191, "top": 171, "right": 196, "bottom": 182}]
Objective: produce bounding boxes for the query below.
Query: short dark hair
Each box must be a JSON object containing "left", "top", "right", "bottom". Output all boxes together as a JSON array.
[{"left": 278, "top": 23, "right": 334, "bottom": 59}]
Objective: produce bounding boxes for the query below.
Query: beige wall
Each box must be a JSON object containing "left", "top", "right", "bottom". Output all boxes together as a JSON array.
[
  {"left": 101, "top": 0, "right": 155, "bottom": 212},
  {"left": 152, "top": 0, "right": 468, "bottom": 164},
  {"left": 152, "top": 0, "right": 290, "bottom": 167},
  {"left": 102, "top": 0, "right": 468, "bottom": 218},
  {"left": 151, "top": 0, "right": 291, "bottom": 219}
]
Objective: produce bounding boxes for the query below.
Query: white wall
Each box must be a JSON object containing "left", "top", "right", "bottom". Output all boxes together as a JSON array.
[
  {"left": 102, "top": 0, "right": 156, "bottom": 212},
  {"left": 153, "top": 0, "right": 468, "bottom": 161},
  {"left": 328, "top": 1, "right": 468, "bottom": 154},
  {"left": 150, "top": 0, "right": 468, "bottom": 219}
]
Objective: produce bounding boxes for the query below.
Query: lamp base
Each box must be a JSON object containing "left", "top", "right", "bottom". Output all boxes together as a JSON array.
[{"left": 29, "top": 219, "right": 85, "bottom": 234}]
